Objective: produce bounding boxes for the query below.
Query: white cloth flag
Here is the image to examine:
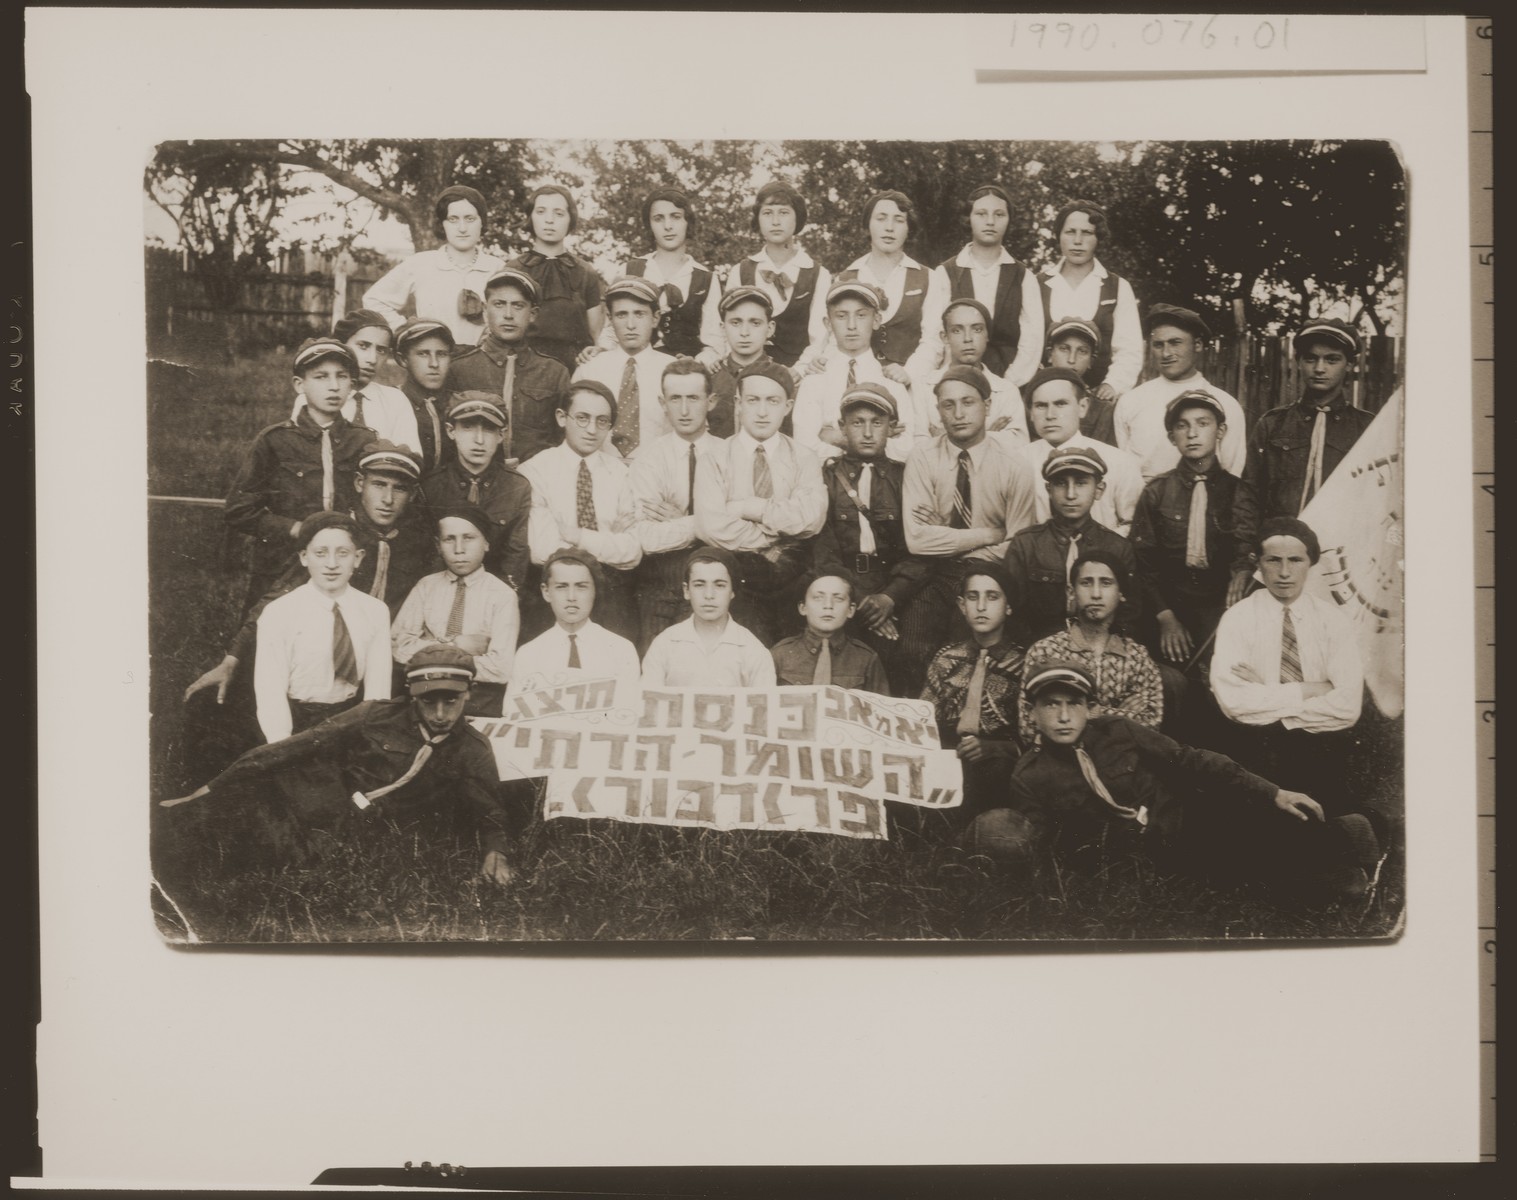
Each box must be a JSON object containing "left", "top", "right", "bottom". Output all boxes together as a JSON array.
[{"left": 1296, "top": 387, "right": 1404, "bottom": 719}]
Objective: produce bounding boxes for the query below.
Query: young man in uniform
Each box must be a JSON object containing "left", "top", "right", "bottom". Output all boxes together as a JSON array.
[
  {"left": 423, "top": 394, "right": 531, "bottom": 592},
  {"left": 641, "top": 547, "right": 774, "bottom": 687},
  {"left": 162, "top": 644, "right": 519, "bottom": 887},
  {"left": 290, "top": 309, "right": 420, "bottom": 452},
  {"left": 813, "top": 384, "right": 928, "bottom": 694},
  {"left": 706, "top": 286, "right": 780, "bottom": 439},
  {"left": 692, "top": 361, "right": 827, "bottom": 646},
  {"left": 899, "top": 365, "right": 1038, "bottom": 694},
  {"left": 393, "top": 317, "right": 459, "bottom": 473},
  {"left": 772, "top": 571, "right": 889, "bottom": 693},
  {"left": 1003, "top": 444, "right": 1139, "bottom": 647},
  {"left": 1018, "top": 366, "right": 1143, "bottom": 535},
  {"left": 446, "top": 267, "right": 571, "bottom": 465},
  {"left": 628, "top": 358, "right": 724, "bottom": 652},
  {"left": 1113, "top": 304, "right": 1247, "bottom": 481}
]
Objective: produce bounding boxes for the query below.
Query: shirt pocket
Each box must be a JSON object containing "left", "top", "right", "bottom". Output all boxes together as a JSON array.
[{"left": 1268, "top": 434, "right": 1311, "bottom": 457}]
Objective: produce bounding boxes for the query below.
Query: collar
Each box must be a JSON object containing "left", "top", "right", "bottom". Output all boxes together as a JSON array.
[
  {"left": 721, "top": 352, "right": 771, "bottom": 376},
  {"left": 944, "top": 433, "right": 992, "bottom": 467},
  {"left": 433, "top": 247, "right": 499, "bottom": 274},
  {"left": 293, "top": 408, "right": 344, "bottom": 438},
  {"left": 401, "top": 378, "right": 443, "bottom": 405},
  {"left": 524, "top": 246, "right": 580, "bottom": 266},
  {"left": 1049, "top": 517, "right": 1094, "bottom": 543},
  {"left": 1066, "top": 621, "right": 1129, "bottom": 657},
  {"left": 638, "top": 251, "right": 700, "bottom": 277},
  {"left": 350, "top": 508, "right": 403, "bottom": 541},
  {"left": 955, "top": 244, "right": 1016, "bottom": 269},
  {"left": 963, "top": 633, "right": 1021, "bottom": 666},
  {"left": 829, "top": 349, "right": 883, "bottom": 376},
  {"left": 800, "top": 626, "right": 849, "bottom": 655},
  {"left": 479, "top": 333, "right": 528, "bottom": 365},
  {"left": 1175, "top": 456, "right": 1217, "bottom": 486},
  {"left": 750, "top": 246, "right": 815, "bottom": 271},
  {"left": 672, "top": 616, "right": 749, "bottom": 647},
  {"left": 1043, "top": 256, "right": 1111, "bottom": 282},
  {"left": 734, "top": 428, "right": 782, "bottom": 455},
  {"left": 1297, "top": 388, "right": 1350, "bottom": 415},
  {"left": 846, "top": 252, "right": 925, "bottom": 277}
]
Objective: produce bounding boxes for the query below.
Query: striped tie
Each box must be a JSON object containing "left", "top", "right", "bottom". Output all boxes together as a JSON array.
[
  {"left": 950, "top": 450, "right": 972, "bottom": 529},
  {"left": 846, "top": 358, "right": 857, "bottom": 388},
  {"left": 576, "top": 458, "right": 598, "bottom": 530},
  {"left": 752, "top": 443, "right": 774, "bottom": 499},
  {"left": 351, "top": 389, "right": 366, "bottom": 430},
  {"left": 332, "top": 601, "right": 358, "bottom": 687},
  {"left": 614, "top": 357, "right": 641, "bottom": 455},
  {"left": 1279, "top": 606, "right": 1304, "bottom": 683},
  {"left": 445, "top": 575, "right": 468, "bottom": 639}
]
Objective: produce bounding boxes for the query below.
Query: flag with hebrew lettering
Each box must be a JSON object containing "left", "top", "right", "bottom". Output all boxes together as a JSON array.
[
  {"left": 470, "top": 677, "right": 963, "bottom": 840},
  {"left": 1298, "top": 387, "right": 1404, "bottom": 719}
]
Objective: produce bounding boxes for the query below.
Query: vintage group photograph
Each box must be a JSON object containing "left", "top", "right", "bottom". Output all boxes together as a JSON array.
[{"left": 144, "top": 137, "right": 1406, "bottom": 944}]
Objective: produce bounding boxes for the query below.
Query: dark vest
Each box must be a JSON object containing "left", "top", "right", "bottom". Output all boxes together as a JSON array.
[
  {"left": 836, "top": 264, "right": 929, "bottom": 366},
  {"left": 626, "top": 257, "right": 713, "bottom": 358},
  {"left": 738, "top": 258, "right": 820, "bottom": 367},
  {"left": 1038, "top": 271, "right": 1122, "bottom": 387},
  {"left": 939, "top": 254, "right": 1028, "bottom": 377}
]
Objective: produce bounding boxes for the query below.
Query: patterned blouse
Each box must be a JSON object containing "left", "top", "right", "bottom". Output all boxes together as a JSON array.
[
  {"left": 1018, "top": 623, "right": 1164, "bottom": 742},
  {"left": 921, "top": 635, "right": 1027, "bottom": 748}
]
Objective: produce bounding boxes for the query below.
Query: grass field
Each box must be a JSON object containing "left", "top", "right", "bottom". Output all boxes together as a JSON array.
[{"left": 148, "top": 340, "right": 1404, "bottom": 944}]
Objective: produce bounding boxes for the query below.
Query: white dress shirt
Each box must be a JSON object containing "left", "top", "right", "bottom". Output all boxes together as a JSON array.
[
  {"left": 572, "top": 345, "right": 676, "bottom": 458},
  {"left": 641, "top": 617, "right": 776, "bottom": 687},
  {"left": 1210, "top": 589, "right": 1363, "bottom": 733},
  {"left": 519, "top": 442, "right": 643, "bottom": 571},
  {"left": 703, "top": 247, "right": 832, "bottom": 370},
  {"left": 629, "top": 430, "right": 724, "bottom": 556},
  {"left": 1037, "top": 258, "right": 1143, "bottom": 396},
  {"left": 792, "top": 350, "right": 922, "bottom": 463},
  {"left": 391, "top": 567, "right": 521, "bottom": 686},
  {"left": 253, "top": 581, "right": 392, "bottom": 743},
  {"left": 925, "top": 245, "right": 1047, "bottom": 387},
  {"left": 902, "top": 433, "right": 1039, "bottom": 561},
  {"left": 362, "top": 247, "right": 508, "bottom": 345},
  {"left": 292, "top": 382, "right": 421, "bottom": 455},
  {"left": 912, "top": 361, "right": 1030, "bottom": 449},
  {"left": 693, "top": 430, "right": 827, "bottom": 553},
  {"left": 1020, "top": 432, "right": 1146, "bottom": 536},
  {"left": 510, "top": 621, "right": 643, "bottom": 694},
  {"left": 596, "top": 253, "right": 723, "bottom": 357},
  {"left": 1113, "top": 372, "right": 1248, "bottom": 480}
]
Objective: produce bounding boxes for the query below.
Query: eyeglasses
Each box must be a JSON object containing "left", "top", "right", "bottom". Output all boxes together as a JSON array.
[
  {"left": 444, "top": 215, "right": 480, "bottom": 226},
  {"left": 739, "top": 394, "right": 789, "bottom": 409},
  {"left": 567, "top": 412, "right": 614, "bottom": 430}
]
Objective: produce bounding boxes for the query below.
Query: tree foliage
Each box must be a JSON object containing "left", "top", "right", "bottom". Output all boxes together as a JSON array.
[{"left": 145, "top": 138, "right": 1404, "bottom": 335}]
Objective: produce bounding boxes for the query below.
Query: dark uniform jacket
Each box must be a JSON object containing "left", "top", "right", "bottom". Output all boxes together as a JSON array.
[
  {"left": 399, "top": 379, "right": 455, "bottom": 473},
  {"left": 1003, "top": 517, "right": 1139, "bottom": 645},
  {"left": 1233, "top": 391, "right": 1375, "bottom": 540},
  {"left": 422, "top": 458, "right": 532, "bottom": 590},
  {"left": 447, "top": 336, "right": 571, "bottom": 464},
  {"left": 1129, "top": 460, "right": 1246, "bottom": 640},
  {"left": 1006, "top": 713, "right": 1277, "bottom": 840},
  {"left": 815, "top": 455, "right": 928, "bottom": 611},
  {"left": 204, "top": 698, "right": 511, "bottom": 855},
  {"left": 224, "top": 410, "right": 374, "bottom": 581},
  {"left": 772, "top": 629, "right": 890, "bottom": 692}
]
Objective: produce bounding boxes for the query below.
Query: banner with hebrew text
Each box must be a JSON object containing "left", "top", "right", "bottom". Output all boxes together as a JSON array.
[{"left": 470, "top": 678, "right": 963, "bottom": 840}]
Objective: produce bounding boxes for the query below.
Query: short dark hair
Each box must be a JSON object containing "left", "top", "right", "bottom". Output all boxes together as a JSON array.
[
  {"left": 958, "top": 562, "right": 1017, "bottom": 600},
  {"left": 684, "top": 546, "right": 739, "bottom": 588},
  {"left": 661, "top": 356, "right": 712, "bottom": 392},
  {"left": 544, "top": 546, "right": 601, "bottom": 585},
  {"left": 1255, "top": 517, "right": 1322, "bottom": 566},
  {"left": 561, "top": 380, "right": 619, "bottom": 426},
  {"left": 526, "top": 183, "right": 579, "bottom": 233},
  {"left": 801, "top": 569, "right": 857, "bottom": 604},
  {"left": 1069, "top": 549, "right": 1130, "bottom": 593},
  {"left": 1052, "top": 199, "right": 1111, "bottom": 249},
  {"left": 432, "top": 185, "right": 488, "bottom": 240},
  {"left": 641, "top": 187, "right": 697, "bottom": 242},
  {"left": 862, "top": 189, "right": 917, "bottom": 238}
]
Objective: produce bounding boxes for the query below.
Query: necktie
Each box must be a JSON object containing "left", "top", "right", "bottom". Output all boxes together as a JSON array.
[
  {"left": 856, "top": 463, "right": 876, "bottom": 554},
  {"left": 950, "top": 449, "right": 972, "bottom": 529},
  {"left": 760, "top": 269, "right": 792, "bottom": 300},
  {"left": 445, "top": 575, "right": 468, "bottom": 639},
  {"left": 351, "top": 389, "right": 366, "bottom": 430},
  {"left": 352, "top": 733, "right": 443, "bottom": 808},
  {"left": 846, "top": 358, "right": 857, "bottom": 388},
  {"left": 1280, "top": 606, "right": 1304, "bottom": 683},
  {"left": 320, "top": 427, "right": 335, "bottom": 511},
  {"left": 332, "top": 601, "right": 358, "bottom": 687},
  {"left": 687, "top": 442, "right": 698, "bottom": 516},
  {"left": 369, "top": 531, "right": 394, "bottom": 600},
  {"left": 1184, "top": 475, "right": 1210, "bottom": 568},
  {"left": 1076, "top": 746, "right": 1147, "bottom": 824},
  {"left": 813, "top": 637, "right": 833, "bottom": 685},
  {"left": 614, "top": 357, "right": 641, "bottom": 456},
  {"left": 956, "top": 649, "right": 989, "bottom": 736},
  {"left": 752, "top": 443, "right": 774, "bottom": 499},
  {"left": 1299, "top": 405, "right": 1330, "bottom": 511},
  {"left": 467, "top": 473, "right": 480, "bottom": 504},
  {"left": 423, "top": 395, "right": 442, "bottom": 467},
  {"left": 1064, "top": 532, "right": 1082, "bottom": 614},
  {"left": 567, "top": 632, "right": 581, "bottom": 669},
  {"left": 576, "top": 457, "right": 598, "bottom": 530}
]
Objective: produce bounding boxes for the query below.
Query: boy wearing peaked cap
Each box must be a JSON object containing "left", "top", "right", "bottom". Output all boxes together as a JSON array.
[
  {"left": 792, "top": 279, "right": 920, "bottom": 464},
  {"left": 225, "top": 337, "right": 373, "bottom": 615},
  {"left": 423, "top": 392, "right": 531, "bottom": 592},
  {"left": 161, "top": 643, "right": 519, "bottom": 889},
  {"left": 1231, "top": 317, "right": 1375, "bottom": 581},
  {"left": 707, "top": 286, "right": 783, "bottom": 439},
  {"left": 1113, "top": 303, "right": 1248, "bottom": 481},
  {"left": 290, "top": 309, "right": 421, "bottom": 453},
  {"left": 1002, "top": 443, "right": 1139, "bottom": 646},
  {"left": 393, "top": 317, "right": 459, "bottom": 472},
  {"left": 447, "top": 267, "right": 571, "bottom": 465},
  {"left": 709, "top": 181, "right": 832, "bottom": 373},
  {"left": 571, "top": 275, "right": 677, "bottom": 459}
]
